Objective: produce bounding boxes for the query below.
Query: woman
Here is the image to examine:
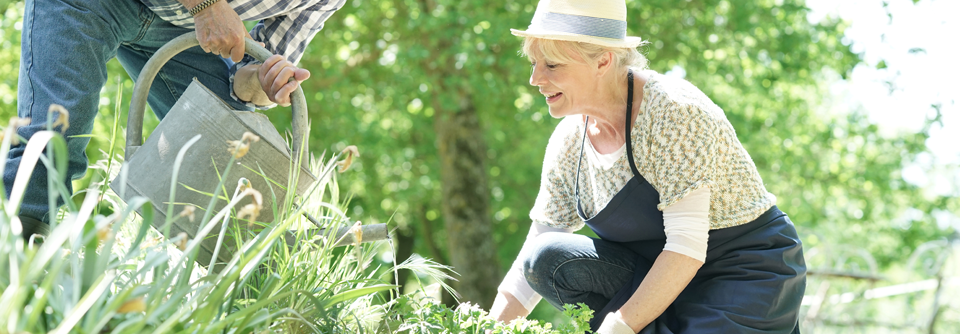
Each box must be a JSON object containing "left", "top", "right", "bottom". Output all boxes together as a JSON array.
[{"left": 488, "top": 0, "right": 806, "bottom": 333}]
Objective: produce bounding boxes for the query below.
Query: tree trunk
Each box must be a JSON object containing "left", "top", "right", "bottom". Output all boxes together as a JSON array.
[{"left": 435, "top": 95, "right": 501, "bottom": 309}]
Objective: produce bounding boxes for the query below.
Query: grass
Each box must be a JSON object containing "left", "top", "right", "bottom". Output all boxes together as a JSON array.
[
  {"left": 0, "top": 104, "right": 598, "bottom": 334},
  {"left": 0, "top": 108, "right": 406, "bottom": 333},
  {"left": 3, "top": 101, "right": 957, "bottom": 333}
]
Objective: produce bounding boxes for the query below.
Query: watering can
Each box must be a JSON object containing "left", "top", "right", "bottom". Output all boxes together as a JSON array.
[{"left": 110, "top": 32, "right": 332, "bottom": 268}]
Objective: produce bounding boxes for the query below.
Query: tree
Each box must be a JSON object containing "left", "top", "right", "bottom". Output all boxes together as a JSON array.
[
  {"left": 289, "top": 0, "right": 539, "bottom": 308},
  {"left": 1, "top": 0, "right": 954, "bottom": 321},
  {"left": 294, "top": 0, "right": 955, "bottom": 319}
]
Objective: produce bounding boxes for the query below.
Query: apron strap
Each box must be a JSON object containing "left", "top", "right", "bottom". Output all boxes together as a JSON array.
[
  {"left": 624, "top": 70, "right": 641, "bottom": 178},
  {"left": 574, "top": 116, "right": 588, "bottom": 218},
  {"left": 575, "top": 70, "right": 640, "bottom": 219}
]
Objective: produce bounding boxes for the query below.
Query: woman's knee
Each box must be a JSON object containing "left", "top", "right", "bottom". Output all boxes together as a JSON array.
[{"left": 520, "top": 233, "right": 588, "bottom": 292}]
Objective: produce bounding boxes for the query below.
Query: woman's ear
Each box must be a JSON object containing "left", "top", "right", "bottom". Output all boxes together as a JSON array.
[{"left": 596, "top": 51, "right": 614, "bottom": 77}]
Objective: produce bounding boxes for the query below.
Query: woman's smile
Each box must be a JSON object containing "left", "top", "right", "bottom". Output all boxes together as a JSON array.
[{"left": 544, "top": 91, "right": 563, "bottom": 104}]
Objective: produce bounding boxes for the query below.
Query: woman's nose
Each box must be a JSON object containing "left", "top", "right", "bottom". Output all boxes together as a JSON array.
[{"left": 529, "top": 65, "right": 544, "bottom": 86}]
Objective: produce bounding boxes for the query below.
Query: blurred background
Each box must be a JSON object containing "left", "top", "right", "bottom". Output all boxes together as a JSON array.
[{"left": 1, "top": 0, "right": 957, "bottom": 332}]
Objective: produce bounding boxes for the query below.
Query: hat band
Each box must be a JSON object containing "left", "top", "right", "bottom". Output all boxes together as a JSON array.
[{"left": 535, "top": 12, "right": 626, "bottom": 40}]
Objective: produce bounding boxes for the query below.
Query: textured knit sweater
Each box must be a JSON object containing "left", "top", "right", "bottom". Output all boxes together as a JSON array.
[{"left": 530, "top": 72, "right": 776, "bottom": 231}]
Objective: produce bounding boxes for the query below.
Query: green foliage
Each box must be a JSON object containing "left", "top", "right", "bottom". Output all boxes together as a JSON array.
[
  {"left": 801, "top": 238, "right": 960, "bottom": 332},
  {"left": 382, "top": 296, "right": 593, "bottom": 333},
  {"left": 0, "top": 114, "right": 410, "bottom": 333},
  {"left": 295, "top": 0, "right": 955, "bottom": 320},
  {"left": 0, "top": 110, "right": 590, "bottom": 333},
  {"left": 559, "top": 303, "right": 594, "bottom": 333},
  {"left": 0, "top": 1, "right": 23, "bottom": 114},
  {"left": 1, "top": 0, "right": 957, "bottom": 328}
]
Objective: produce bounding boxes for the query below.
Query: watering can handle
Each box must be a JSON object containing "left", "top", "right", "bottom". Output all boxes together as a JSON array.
[{"left": 124, "top": 31, "right": 309, "bottom": 165}]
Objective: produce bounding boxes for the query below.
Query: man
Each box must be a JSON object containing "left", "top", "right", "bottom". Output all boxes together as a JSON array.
[{"left": 6, "top": 0, "right": 346, "bottom": 237}]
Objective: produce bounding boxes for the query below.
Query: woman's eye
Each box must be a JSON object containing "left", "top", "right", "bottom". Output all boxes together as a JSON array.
[{"left": 530, "top": 62, "right": 558, "bottom": 69}]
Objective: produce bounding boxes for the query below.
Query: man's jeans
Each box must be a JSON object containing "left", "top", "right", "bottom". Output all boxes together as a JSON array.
[
  {"left": 6, "top": 0, "right": 252, "bottom": 222},
  {"left": 521, "top": 232, "right": 636, "bottom": 313}
]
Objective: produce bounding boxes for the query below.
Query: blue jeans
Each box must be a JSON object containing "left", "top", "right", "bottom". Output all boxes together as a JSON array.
[
  {"left": 6, "top": 0, "right": 252, "bottom": 222},
  {"left": 522, "top": 232, "right": 637, "bottom": 313},
  {"left": 523, "top": 210, "right": 805, "bottom": 333}
]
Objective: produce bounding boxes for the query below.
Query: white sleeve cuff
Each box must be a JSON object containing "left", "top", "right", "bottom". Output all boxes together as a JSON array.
[
  {"left": 597, "top": 312, "right": 636, "bottom": 334},
  {"left": 497, "top": 222, "right": 577, "bottom": 312},
  {"left": 662, "top": 186, "right": 711, "bottom": 263},
  {"left": 498, "top": 266, "right": 542, "bottom": 312}
]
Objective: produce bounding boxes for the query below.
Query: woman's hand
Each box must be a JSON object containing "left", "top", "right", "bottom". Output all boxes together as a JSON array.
[
  {"left": 597, "top": 311, "right": 636, "bottom": 334},
  {"left": 489, "top": 291, "right": 530, "bottom": 323},
  {"left": 486, "top": 292, "right": 530, "bottom": 334}
]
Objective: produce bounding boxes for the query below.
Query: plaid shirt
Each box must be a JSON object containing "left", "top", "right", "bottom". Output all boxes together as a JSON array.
[{"left": 139, "top": 0, "right": 346, "bottom": 106}]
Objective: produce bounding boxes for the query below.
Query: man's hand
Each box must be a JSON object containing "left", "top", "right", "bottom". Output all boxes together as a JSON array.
[
  {"left": 258, "top": 55, "right": 311, "bottom": 106},
  {"left": 186, "top": 0, "right": 249, "bottom": 62},
  {"left": 233, "top": 55, "right": 310, "bottom": 107}
]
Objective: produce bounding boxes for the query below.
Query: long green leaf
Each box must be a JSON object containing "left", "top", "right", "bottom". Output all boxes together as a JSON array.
[{"left": 320, "top": 284, "right": 398, "bottom": 309}]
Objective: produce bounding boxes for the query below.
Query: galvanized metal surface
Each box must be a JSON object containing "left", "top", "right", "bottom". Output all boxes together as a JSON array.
[{"left": 110, "top": 32, "right": 316, "bottom": 268}]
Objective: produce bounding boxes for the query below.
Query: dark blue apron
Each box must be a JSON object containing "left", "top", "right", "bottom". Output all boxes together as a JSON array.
[{"left": 575, "top": 71, "right": 805, "bottom": 333}]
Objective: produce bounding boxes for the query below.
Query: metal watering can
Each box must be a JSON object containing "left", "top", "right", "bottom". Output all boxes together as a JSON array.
[{"left": 110, "top": 32, "right": 356, "bottom": 268}]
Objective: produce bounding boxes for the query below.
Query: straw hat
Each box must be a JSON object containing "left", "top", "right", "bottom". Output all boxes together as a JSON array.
[{"left": 511, "top": 0, "right": 643, "bottom": 48}]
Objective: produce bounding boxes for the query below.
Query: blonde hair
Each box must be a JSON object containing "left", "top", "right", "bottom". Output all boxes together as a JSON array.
[{"left": 521, "top": 37, "right": 648, "bottom": 74}]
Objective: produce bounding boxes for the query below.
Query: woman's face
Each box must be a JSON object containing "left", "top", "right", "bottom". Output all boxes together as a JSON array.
[{"left": 528, "top": 50, "right": 600, "bottom": 118}]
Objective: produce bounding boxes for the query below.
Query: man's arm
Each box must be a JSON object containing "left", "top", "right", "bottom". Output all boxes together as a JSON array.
[{"left": 178, "top": 0, "right": 320, "bottom": 106}]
